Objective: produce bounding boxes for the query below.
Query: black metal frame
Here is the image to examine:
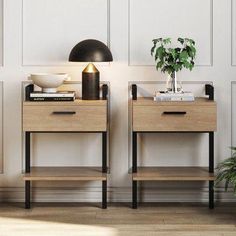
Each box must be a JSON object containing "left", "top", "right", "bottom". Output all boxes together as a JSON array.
[
  {"left": 131, "top": 84, "right": 215, "bottom": 209},
  {"left": 24, "top": 84, "right": 108, "bottom": 209},
  {"left": 25, "top": 132, "right": 31, "bottom": 209}
]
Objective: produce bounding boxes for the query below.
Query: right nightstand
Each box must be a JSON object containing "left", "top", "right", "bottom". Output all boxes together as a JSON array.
[{"left": 130, "top": 84, "right": 217, "bottom": 209}]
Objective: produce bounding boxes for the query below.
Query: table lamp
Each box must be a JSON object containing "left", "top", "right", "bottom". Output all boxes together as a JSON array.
[{"left": 69, "top": 39, "right": 113, "bottom": 100}]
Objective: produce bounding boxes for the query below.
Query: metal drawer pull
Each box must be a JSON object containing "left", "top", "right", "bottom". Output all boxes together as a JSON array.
[
  {"left": 52, "top": 111, "right": 76, "bottom": 115},
  {"left": 163, "top": 111, "right": 186, "bottom": 115}
]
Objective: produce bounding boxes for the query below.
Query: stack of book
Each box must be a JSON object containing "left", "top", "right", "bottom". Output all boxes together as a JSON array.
[
  {"left": 154, "top": 91, "right": 195, "bottom": 102},
  {"left": 29, "top": 91, "right": 76, "bottom": 101}
]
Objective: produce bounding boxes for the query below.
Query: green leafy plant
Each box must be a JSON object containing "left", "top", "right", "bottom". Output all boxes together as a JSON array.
[
  {"left": 216, "top": 147, "right": 236, "bottom": 194},
  {"left": 151, "top": 37, "right": 196, "bottom": 76}
]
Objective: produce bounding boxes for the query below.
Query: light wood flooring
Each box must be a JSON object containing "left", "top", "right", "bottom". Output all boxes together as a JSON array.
[{"left": 0, "top": 203, "right": 235, "bottom": 236}]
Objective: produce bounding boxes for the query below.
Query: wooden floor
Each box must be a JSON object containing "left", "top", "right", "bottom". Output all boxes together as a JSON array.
[{"left": 0, "top": 203, "right": 235, "bottom": 236}]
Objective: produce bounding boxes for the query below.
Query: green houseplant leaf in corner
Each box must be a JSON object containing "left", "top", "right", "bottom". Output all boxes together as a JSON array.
[
  {"left": 216, "top": 147, "right": 236, "bottom": 194},
  {"left": 151, "top": 37, "right": 196, "bottom": 93}
]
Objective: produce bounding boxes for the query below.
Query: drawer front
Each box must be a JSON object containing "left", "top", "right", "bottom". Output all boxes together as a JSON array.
[
  {"left": 133, "top": 105, "right": 216, "bottom": 132},
  {"left": 23, "top": 105, "right": 107, "bottom": 131}
]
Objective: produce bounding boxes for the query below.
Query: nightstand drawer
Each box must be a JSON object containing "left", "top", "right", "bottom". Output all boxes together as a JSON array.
[
  {"left": 133, "top": 104, "right": 216, "bottom": 132},
  {"left": 23, "top": 103, "right": 107, "bottom": 132}
]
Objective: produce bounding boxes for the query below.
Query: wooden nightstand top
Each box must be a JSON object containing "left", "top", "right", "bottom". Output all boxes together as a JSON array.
[
  {"left": 23, "top": 99, "right": 107, "bottom": 106},
  {"left": 132, "top": 97, "right": 216, "bottom": 106}
]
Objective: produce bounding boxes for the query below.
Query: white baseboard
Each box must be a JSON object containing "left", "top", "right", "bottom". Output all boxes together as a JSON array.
[{"left": 0, "top": 187, "right": 235, "bottom": 203}]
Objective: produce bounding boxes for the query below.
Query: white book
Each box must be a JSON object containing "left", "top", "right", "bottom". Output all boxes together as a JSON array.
[
  {"left": 30, "top": 91, "right": 75, "bottom": 98},
  {"left": 154, "top": 91, "right": 195, "bottom": 102}
]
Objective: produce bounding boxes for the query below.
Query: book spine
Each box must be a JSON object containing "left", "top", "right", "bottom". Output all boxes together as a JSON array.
[
  {"left": 29, "top": 97, "right": 74, "bottom": 101},
  {"left": 154, "top": 96, "right": 194, "bottom": 102},
  {"left": 30, "top": 94, "right": 75, "bottom": 98}
]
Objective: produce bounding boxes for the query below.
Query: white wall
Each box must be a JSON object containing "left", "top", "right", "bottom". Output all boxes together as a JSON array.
[{"left": 0, "top": 0, "right": 235, "bottom": 202}]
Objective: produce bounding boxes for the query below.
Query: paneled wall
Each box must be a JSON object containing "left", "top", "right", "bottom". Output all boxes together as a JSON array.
[
  {"left": 22, "top": 0, "right": 108, "bottom": 65},
  {"left": 232, "top": 0, "right": 236, "bottom": 66},
  {"left": 129, "top": 0, "right": 213, "bottom": 66},
  {"left": 0, "top": 0, "right": 235, "bottom": 202}
]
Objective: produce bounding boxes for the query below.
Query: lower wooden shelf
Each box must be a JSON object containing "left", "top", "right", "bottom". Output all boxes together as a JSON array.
[
  {"left": 132, "top": 167, "right": 215, "bottom": 181},
  {"left": 23, "top": 167, "right": 107, "bottom": 181}
]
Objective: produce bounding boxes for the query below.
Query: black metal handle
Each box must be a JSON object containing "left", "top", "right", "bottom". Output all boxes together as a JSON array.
[
  {"left": 52, "top": 111, "right": 76, "bottom": 115},
  {"left": 163, "top": 111, "right": 187, "bottom": 115}
]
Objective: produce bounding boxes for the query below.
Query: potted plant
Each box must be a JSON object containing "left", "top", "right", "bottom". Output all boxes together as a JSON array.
[
  {"left": 216, "top": 147, "right": 236, "bottom": 194},
  {"left": 151, "top": 38, "right": 196, "bottom": 93}
]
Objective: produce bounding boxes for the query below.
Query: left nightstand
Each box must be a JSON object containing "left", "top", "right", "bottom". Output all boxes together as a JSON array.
[{"left": 22, "top": 83, "right": 109, "bottom": 209}]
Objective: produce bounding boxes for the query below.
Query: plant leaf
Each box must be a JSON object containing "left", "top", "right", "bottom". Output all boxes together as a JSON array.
[
  {"left": 178, "top": 38, "right": 184, "bottom": 45},
  {"left": 215, "top": 147, "right": 236, "bottom": 194}
]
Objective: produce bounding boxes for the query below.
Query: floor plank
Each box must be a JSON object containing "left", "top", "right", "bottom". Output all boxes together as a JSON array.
[{"left": 0, "top": 203, "right": 235, "bottom": 236}]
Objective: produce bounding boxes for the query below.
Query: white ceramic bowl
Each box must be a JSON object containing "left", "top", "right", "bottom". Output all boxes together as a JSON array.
[{"left": 30, "top": 73, "right": 68, "bottom": 93}]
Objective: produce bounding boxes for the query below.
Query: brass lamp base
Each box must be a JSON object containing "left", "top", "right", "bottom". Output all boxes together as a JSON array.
[{"left": 82, "top": 63, "right": 100, "bottom": 100}]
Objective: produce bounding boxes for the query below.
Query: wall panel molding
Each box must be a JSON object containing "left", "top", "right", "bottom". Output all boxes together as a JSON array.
[
  {"left": 0, "top": 187, "right": 235, "bottom": 202},
  {"left": 231, "top": 81, "right": 236, "bottom": 147},
  {"left": 0, "top": 0, "right": 3, "bottom": 66},
  {"left": 232, "top": 0, "right": 236, "bottom": 66},
  {"left": 0, "top": 81, "right": 3, "bottom": 174},
  {"left": 128, "top": 0, "right": 213, "bottom": 67},
  {"left": 22, "top": 0, "right": 110, "bottom": 66}
]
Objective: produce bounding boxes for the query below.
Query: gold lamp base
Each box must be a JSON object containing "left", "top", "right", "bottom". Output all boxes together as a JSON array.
[{"left": 82, "top": 63, "right": 100, "bottom": 100}]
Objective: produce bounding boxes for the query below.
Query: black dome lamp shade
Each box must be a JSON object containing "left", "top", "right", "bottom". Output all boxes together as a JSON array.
[{"left": 69, "top": 39, "right": 113, "bottom": 100}]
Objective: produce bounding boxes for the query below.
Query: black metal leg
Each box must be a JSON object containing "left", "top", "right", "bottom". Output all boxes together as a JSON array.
[
  {"left": 102, "top": 132, "right": 107, "bottom": 173},
  {"left": 25, "top": 181, "right": 31, "bottom": 209},
  {"left": 209, "top": 132, "right": 214, "bottom": 209},
  {"left": 132, "top": 181, "right": 137, "bottom": 209},
  {"left": 25, "top": 132, "right": 31, "bottom": 209},
  {"left": 26, "top": 132, "right": 31, "bottom": 173},
  {"left": 102, "top": 180, "right": 107, "bottom": 209},
  {"left": 132, "top": 132, "right": 137, "bottom": 173},
  {"left": 102, "top": 132, "right": 107, "bottom": 209},
  {"left": 132, "top": 132, "right": 137, "bottom": 208},
  {"left": 209, "top": 181, "right": 214, "bottom": 209}
]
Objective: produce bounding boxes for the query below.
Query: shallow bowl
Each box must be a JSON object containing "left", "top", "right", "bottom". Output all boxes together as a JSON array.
[{"left": 30, "top": 73, "right": 68, "bottom": 93}]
